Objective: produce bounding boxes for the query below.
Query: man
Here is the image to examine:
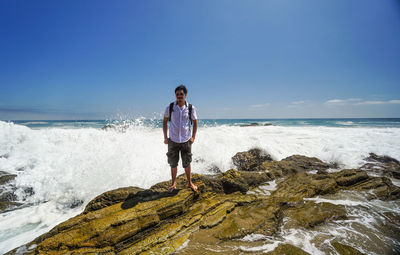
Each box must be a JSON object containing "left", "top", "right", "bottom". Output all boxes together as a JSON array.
[{"left": 163, "top": 85, "right": 198, "bottom": 192}]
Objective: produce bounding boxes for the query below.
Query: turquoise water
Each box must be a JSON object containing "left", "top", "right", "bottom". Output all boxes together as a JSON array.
[{"left": 8, "top": 118, "right": 400, "bottom": 129}]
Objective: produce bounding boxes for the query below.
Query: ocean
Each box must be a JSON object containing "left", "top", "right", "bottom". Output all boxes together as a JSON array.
[{"left": 1, "top": 118, "right": 400, "bottom": 254}]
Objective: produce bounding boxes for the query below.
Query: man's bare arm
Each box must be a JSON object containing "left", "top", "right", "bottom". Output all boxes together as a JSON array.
[
  {"left": 163, "top": 117, "right": 168, "bottom": 144},
  {"left": 191, "top": 119, "right": 198, "bottom": 143}
]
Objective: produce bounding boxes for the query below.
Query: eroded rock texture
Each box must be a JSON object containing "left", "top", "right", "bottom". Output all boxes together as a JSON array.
[{"left": 6, "top": 150, "right": 399, "bottom": 255}]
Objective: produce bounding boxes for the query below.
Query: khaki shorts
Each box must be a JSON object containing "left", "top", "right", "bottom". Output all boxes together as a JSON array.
[{"left": 166, "top": 138, "right": 193, "bottom": 168}]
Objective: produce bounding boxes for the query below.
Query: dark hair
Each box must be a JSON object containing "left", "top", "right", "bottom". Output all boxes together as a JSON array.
[{"left": 175, "top": 85, "right": 187, "bottom": 95}]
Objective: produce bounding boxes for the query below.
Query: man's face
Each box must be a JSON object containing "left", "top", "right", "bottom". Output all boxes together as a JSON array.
[{"left": 175, "top": 90, "right": 186, "bottom": 102}]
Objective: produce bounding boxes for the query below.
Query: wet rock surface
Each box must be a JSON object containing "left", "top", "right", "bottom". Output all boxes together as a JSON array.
[
  {"left": 239, "top": 122, "right": 260, "bottom": 127},
  {"left": 0, "top": 171, "right": 17, "bottom": 186},
  {"left": 232, "top": 148, "right": 273, "bottom": 171},
  {"left": 0, "top": 171, "right": 20, "bottom": 213},
  {"left": 331, "top": 241, "right": 365, "bottom": 255},
  {"left": 361, "top": 153, "right": 400, "bottom": 179},
  {"left": 84, "top": 186, "right": 145, "bottom": 213},
  {"left": 266, "top": 244, "right": 310, "bottom": 255},
  {"left": 5, "top": 150, "right": 400, "bottom": 255},
  {"left": 239, "top": 122, "right": 273, "bottom": 127},
  {"left": 101, "top": 123, "right": 130, "bottom": 132},
  {"left": 262, "top": 154, "right": 335, "bottom": 177},
  {"left": 284, "top": 201, "right": 347, "bottom": 229}
]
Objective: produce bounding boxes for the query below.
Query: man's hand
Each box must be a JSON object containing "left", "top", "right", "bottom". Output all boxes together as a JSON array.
[
  {"left": 189, "top": 137, "right": 195, "bottom": 144},
  {"left": 163, "top": 117, "right": 169, "bottom": 145}
]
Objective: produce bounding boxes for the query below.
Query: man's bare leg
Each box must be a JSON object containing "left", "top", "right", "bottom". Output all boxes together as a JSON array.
[
  {"left": 184, "top": 165, "right": 198, "bottom": 191},
  {"left": 168, "top": 167, "right": 178, "bottom": 192}
]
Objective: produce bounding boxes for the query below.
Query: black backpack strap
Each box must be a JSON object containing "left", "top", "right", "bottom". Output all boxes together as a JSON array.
[
  {"left": 168, "top": 102, "right": 174, "bottom": 122},
  {"left": 189, "top": 104, "right": 193, "bottom": 125}
]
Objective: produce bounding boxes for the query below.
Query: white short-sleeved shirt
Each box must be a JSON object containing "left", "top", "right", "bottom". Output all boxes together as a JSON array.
[{"left": 164, "top": 101, "right": 197, "bottom": 143}]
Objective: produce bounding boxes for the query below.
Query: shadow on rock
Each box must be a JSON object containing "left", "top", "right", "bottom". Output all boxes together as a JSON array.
[{"left": 121, "top": 189, "right": 179, "bottom": 210}]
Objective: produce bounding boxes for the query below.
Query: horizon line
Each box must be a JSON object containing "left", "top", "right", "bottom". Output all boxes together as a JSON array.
[{"left": 2, "top": 117, "right": 400, "bottom": 122}]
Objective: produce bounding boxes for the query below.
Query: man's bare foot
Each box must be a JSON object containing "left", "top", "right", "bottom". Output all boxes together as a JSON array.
[
  {"left": 168, "top": 185, "right": 176, "bottom": 193},
  {"left": 188, "top": 183, "right": 198, "bottom": 192}
]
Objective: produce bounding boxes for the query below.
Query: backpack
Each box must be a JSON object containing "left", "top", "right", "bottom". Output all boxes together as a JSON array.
[{"left": 168, "top": 102, "right": 193, "bottom": 125}]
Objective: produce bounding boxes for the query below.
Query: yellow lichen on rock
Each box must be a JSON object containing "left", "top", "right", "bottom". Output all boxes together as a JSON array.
[{"left": 6, "top": 152, "right": 400, "bottom": 255}]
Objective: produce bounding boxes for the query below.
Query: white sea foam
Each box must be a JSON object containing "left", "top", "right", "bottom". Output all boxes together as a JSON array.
[
  {"left": 0, "top": 121, "right": 400, "bottom": 253},
  {"left": 303, "top": 197, "right": 365, "bottom": 206},
  {"left": 240, "top": 241, "right": 281, "bottom": 252},
  {"left": 0, "top": 201, "right": 82, "bottom": 253},
  {"left": 392, "top": 179, "right": 400, "bottom": 187},
  {"left": 247, "top": 180, "right": 277, "bottom": 195},
  {"left": 239, "top": 191, "right": 400, "bottom": 254},
  {"left": 336, "top": 121, "right": 355, "bottom": 126},
  {"left": 240, "top": 233, "right": 269, "bottom": 242},
  {"left": 259, "top": 180, "right": 277, "bottom": 191},
  {"left": 176, "top": 239, "right": 190, "bottom": 251}
]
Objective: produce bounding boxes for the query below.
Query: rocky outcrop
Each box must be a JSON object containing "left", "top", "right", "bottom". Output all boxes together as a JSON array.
[
  {"left": 261, "top": 154, "right": 336, "bottom": 177},
  {"left": 84, "top": 186, "right": 145, "bottom": 213},
  {"left": 0, "top": 199, "right": 20, "bottom": 213},
  {"left": 0, "top": 171, "right": 20, "bottom": 213},
  {"left": 284, "top": 201, "right": 347, "bottom": 229},
  {"left": 331, "top": 242, "right": 365, "bottom": 255},
  {"left": 150, "top": 169, "right": 273, "bottom": 195},
  {"left": 266, "top": 244, "right": 310, "bottom": 255},
  {"left": 0, "top": 171, "right": 17, "bottom": 186},
  {"left": 272, "top": 169, "right": 399, "bottom": 202},
  {"left": 101, "top": 123, "right": 130, "bottom": 132},
  {"left": 365, "top": 152, "right": 399, "bottom": 165},
  {"left": 102, "top": 123, "right": 117, "bottom": 130},
  {"left": 5, "top": 151, "right": 400, "bottom": 255},
  {"left": 361, "top": 153, "right": 400, "bottom": 179},
  {"left": 239, "top": 122, "right": 260, "bottom": 127},
  {"left": 239, "top": 122, "right": 273, "bottom": 127},
  {"left": 232, "top": 148, "right": 273, "bottom": 171}
]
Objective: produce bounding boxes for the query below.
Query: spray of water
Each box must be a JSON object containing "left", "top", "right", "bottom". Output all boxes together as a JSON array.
[{"left": 0, "top": 120, "right": 399, "bottom": 253}]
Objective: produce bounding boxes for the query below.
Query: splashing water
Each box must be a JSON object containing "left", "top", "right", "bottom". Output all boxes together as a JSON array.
[{"left": 0, "top": 119, "right": 400, "bottom": 253}]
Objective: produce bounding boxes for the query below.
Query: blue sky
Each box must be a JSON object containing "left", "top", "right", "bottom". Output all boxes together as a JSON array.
[{"left": 1, "top": 0, "right": 399, "bottom": 120}]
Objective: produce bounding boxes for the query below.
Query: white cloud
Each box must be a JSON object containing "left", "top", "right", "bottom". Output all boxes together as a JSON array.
[
  {"left": 354, "top": 99, "right": 400, "bottom": 106},
  {"left": 353, "top": 100, "right": 385, "bottom": 105},
  {"left": 326, "top": 98, "right": 400, "bottom": 106},
  {"left": 325, "top": 99, "right": 345, "bottom": 104},
  {"left": 250, "top": 103, "right": 270, "bottom": 108},
  {"left": 287, "top": 100, "right": 307, "bottom": 108}
]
